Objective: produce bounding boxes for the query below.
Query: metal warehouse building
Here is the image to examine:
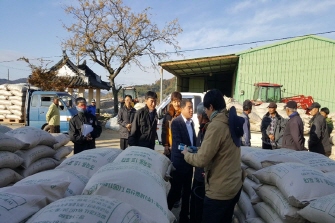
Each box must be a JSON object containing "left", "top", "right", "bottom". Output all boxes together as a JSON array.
[{"left": 159, "top": 35, "right": 335, "bottom": 111}]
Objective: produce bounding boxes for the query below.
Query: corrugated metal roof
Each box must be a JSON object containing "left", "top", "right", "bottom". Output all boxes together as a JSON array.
[
  {"left": 159, "top": 54, "right": 239, "bottom": 76},
  {"left": 237, "top": 35, "right": 335, "bottom": 55}
]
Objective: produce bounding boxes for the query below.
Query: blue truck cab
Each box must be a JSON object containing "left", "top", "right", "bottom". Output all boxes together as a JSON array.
[{"left": 25, "top": 89, "right": 77, "bottom": 133}]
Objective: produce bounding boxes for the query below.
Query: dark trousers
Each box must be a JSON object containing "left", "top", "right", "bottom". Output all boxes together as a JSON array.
[
  {"left": 262, "top": 142, "right": 272, "bottom": 149},
  {"left": 202, "top": 187, "right": 242, "bottom": 223},
  {"left": 49, "top": 125, "right": 60, "bottom": 133},
  {"left": 120, "top": 138, "right": 128, "bottom": 150},
  {"left": 167, "top": 168, "right": 193, "bottom": 222},
  {"left": 190, "top": 179, "right": 205, "bottom": 223}
]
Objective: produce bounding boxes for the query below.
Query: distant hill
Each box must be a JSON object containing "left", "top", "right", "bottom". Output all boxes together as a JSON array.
[{"left": 0, "top": 78, "right": 28, "bottom": 85}]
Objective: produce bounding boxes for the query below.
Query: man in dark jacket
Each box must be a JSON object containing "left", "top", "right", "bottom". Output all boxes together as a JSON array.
[
  {"left": 117, "top": 95, "right": 136, "bottom": 150},
  {"left": 241, "top": 100, "right": 252, "bottom": 146},
  {"left": 261, "top": 102, "right": 287, "bottom": 149},
  {"left": 69, "top": 97, "right": 102, "bottom": 154},
  {"left": 282, "top": 101, "right": 305, "bottom": 151},
  {"left": 129, "top": 91, "right": 158, "bottom": 150},
  {"left": 167, "top": 99, "right": 196, "bottom": 223},
  {"left": 320, "top": 107, "right": 334, "bottom": 137},
  {"left": 190, "top": 102, "right": 209, "bottom": 223},
  {"left": 308, "top": 102, "right": 331, "bottom": 156}
]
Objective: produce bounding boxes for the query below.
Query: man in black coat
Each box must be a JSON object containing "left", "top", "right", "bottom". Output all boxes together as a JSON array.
[
  {"left": 308, "top": 102, "right": 331, "bottom": 156},
  {"left": 69, "top": 97, "right": 102, "bottom": 154},
  {"left": 117, "top": 95, "right": 136, "bottom": 150},
  {"left": 128, "top": 91, "right": 158, "bottom": 150},
  {"left": 282, "top": 101, "right": 305, "bottom": 151},
  {"left": 167, "top": 99, "right": 196, "bottom": 223}
]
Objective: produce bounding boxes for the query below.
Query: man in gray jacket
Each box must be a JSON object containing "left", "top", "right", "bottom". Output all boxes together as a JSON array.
[
  {"left": 261, "top": 102, "right": 287, "bottom": 149},
  {"left": 308, "top": 102, "right": 331, "bottom": 156},
  {"left": 282, "top": 101, "right": 305, "bottom": 151}
]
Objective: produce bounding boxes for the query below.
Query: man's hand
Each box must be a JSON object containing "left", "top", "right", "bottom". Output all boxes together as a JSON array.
[
  {"left": 126, "top": 124, "right": 131, "bottom": 131},
  {"left": 269, "top": 134, "right": 275, "bottom": 141},
  {"left": 85, "top": 133, "right": 93, "bottom": 141},
  {"left": 181, "top": 146, "right": 189, "bottom": 155},
  {"left": 163, "top": 146, "right": 171, "bottom": 155}
]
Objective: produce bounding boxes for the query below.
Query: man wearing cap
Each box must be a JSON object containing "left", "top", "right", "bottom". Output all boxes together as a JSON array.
[
  {"left": 69, "top": 97, "right": 102, "bottom": 154},
  {"left": 261, "top": 102, "right": 287, "bottom": 149},
  {"left": 87, "top": 99, "right": 97, "bottom": 116},
  {"left": 282, "top": 101, "right": 305, "bottom": 151},
  {"left": 308, "top": 102, "right": 331, "bottom": 156},
  {"left": 320, "top": 107, "right": 334, "bottom": 137},
  {"left": 241, "top": 100, "right": 252, "bottom": 146},
  {"left": 46, "top": 96, "right": 60, "bottom": 133}
]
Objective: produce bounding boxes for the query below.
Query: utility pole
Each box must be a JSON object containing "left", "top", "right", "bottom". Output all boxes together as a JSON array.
[{"left": 160, "top": 67, "right": 163, "bottom": 104}]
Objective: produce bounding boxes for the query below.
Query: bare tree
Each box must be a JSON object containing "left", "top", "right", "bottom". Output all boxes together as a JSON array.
[
  {"left": 19, "top": 57, "right": 70, "bottom": 91},
  {"left": 62, "top": 0, "right": 182, "bottom": 114}
]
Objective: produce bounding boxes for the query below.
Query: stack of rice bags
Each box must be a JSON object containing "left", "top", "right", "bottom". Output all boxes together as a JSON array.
[
  {"left": 240, "top": 146, "right": 335, "bottom": 223},
  {"left": 26, "top": 146, "right": 175, "bottom": 223},
  {"left": 5, "top": 126, "right": 60, "bottom": 177},
  {"left": 0, "top": 125, "right": 27, "bottom": 187},
  {"left": 51, "top": 133, "right": 73, "bottom": 162},
  {"left": 0, "top": 83, "right": 28, "bottom": 120}
]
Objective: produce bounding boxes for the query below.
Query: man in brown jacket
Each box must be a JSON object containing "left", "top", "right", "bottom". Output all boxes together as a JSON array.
[{"left": 182, "top": 89, "right": 242, "bottom": 223}]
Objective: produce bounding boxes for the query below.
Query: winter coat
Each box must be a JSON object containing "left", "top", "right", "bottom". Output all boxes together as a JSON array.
[
  {"left": 128, "top": 105, "right": 157, "bottom": 150},
  {"left": 86, "top": 105, "right": 96, "bottom": 116},
  {"left": 241, "top": 112, "right": 251, "bottom": 146},
  {"left": 184, "top": 110, "right": 243, "bottom": 200},
  {"left": 282, "top": 112, "right": 305, "bottom": 151},
  {"left": 309, "top": 112, "right": 331, "bottom": 155},
  {"left": 261, "top": 112, "right": 287, "bottom": 148},
  {"left": 46, "top": 103, "right": 60, "bottom": 126},
  {"left": 69, "top": 111, "right": 102, "bottom": 154},
  {"left": 117, "top": 105, "right": 136, "bottom": 139},
  {"left": 161, "top": 104, "right": 181, "bottom": 147}
]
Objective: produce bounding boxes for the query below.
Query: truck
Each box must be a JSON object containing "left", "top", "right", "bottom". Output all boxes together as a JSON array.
[
  {"left": 26, "top": 89, "right": 77, "bottom": 133},
  {"left": 252, "top": 82, "right": 314, "bottom": 110},
  {"left": 118, "top": 86, "right": 139, "bottom": 108},
  {"left": 156, "top": 92, "right": 205, "bottom": 148},
  {"left": 0, "top": 87, "right": 77, "bottom": 133}
]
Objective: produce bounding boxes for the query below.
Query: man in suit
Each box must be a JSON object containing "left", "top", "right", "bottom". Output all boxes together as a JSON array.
[
  {"left": 128, "top": 91, "right": 158, "bottom": 150},
  {"left": 167, "top": 98, "right": 196, "bottom": 223}
]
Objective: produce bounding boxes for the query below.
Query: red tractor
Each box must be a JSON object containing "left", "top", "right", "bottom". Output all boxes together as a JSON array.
[{"left": 252, "top": 82, "right": 314, "bottom": 110}]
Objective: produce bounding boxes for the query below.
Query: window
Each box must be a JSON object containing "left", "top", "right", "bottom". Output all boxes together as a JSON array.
[
  {"left": 193, "top": 96, "right": 201, "bottom": 113},
  {"left": 41, "top": 96, "right": 52, "bottom": 107},
  {"left": 31, "top": 95, "right": 39, "bottom": 107}
]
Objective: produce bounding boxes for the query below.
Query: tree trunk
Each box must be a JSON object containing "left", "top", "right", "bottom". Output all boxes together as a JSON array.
[{"left": 109, "top": 81, "right": 121, "bottom": 116}]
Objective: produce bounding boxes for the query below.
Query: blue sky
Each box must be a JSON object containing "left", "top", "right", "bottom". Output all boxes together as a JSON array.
[{"left": 1, "top": 0, "right": 335, "bottom": 87}]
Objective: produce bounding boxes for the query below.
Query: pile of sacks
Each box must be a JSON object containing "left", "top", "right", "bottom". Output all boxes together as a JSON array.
[
  {"left": 1, "top": 146, "right": 175, "bottom": 223},
  {"left": 224, "top": 96, "right": 335, "bottom": 136},
  {"left": 0, "top": 126, "right": 73, "bottom": 187},
  {"left": 236, "top": 146, "right": 335, "bottom": 223},
  {"left": 0, "top": 83, "right": 31, "bottom": 120}
]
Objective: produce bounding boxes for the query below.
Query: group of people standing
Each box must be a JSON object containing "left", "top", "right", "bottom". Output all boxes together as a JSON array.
[
  {"left": 46, "top": 88, "right": 333, "bottom": 223},
  {"left": 257, "top": 100, "right": 333, "bottom": 156},
  {"left": 116, "top": 89, "right": 243, "bottom": 223}
]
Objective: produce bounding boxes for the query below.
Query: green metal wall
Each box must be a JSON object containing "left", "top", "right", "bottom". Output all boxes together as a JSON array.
[{"left": 234, "top": 36, "right": 335, "bottom": 112}]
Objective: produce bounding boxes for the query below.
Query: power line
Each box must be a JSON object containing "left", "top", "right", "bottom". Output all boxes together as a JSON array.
[
  {"left": 166, "top": 30, "right": 335, "bottom": 53},
  {"left": 0, "top": 64, "right": 30, "bottom": 71},
  {"left": 0, "top": 56, "right": 62, "bottom": 64},
  {"left": 1, "top": 30, "right": 335, "bottom": 64}
]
